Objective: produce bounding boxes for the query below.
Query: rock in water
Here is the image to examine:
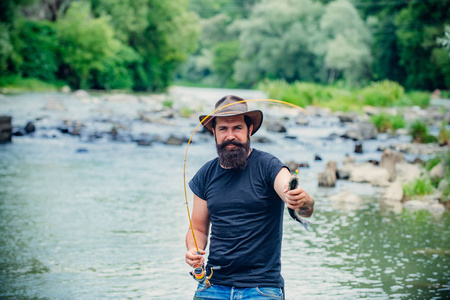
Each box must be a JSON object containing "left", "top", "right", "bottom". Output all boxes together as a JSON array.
[
  {"left": 380, "top": 149, "right": 405, "bottom": 180},
  {"left": 0, "top": 116, "right": 12, "bottom": 143},
  {"left": 318, "top": 161, "right": 337, "bottom": 187}
]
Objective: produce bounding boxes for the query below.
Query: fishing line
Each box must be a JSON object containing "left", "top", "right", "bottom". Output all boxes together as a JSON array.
[{"left": 183, "top": 99, "right": 311, "bottom": 254}]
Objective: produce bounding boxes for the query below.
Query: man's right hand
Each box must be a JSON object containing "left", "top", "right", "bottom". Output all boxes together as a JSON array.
[{"left": 185, "top": 248, "right": 206, "bottom": 268}]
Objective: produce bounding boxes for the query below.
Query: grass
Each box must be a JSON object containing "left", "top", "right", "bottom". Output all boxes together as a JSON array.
[
  {"left": 370, "top": 113, "right": 406, "bottom": 133},
  {"left": 409, "top": 120, "right": 437, "bottom": 143},
  {"left": 402, "top": 177, "right": 435, "bottom": 200},
  {"left": 258, "top": 79, "right": 432, "bottom": 112},
  {"left": 0, "top": 75, "right": 66, "bottom": 93}
]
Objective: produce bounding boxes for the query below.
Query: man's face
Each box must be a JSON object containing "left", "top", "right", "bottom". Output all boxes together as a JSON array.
[{"left": 213, "top": 115, "right": 253, "bottom": 169}]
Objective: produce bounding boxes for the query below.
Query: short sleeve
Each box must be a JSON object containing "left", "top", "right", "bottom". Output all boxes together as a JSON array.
[
  {"left": 189, "top": 172, "right": 206, "bottom": 200},
  {"left": 265, "top": 154, "right": 287, "bottom": 188}
]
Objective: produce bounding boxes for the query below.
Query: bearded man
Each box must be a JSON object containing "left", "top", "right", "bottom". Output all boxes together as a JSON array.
[{"left": 185, "top": 95, "right": 314, "bottom": 299}]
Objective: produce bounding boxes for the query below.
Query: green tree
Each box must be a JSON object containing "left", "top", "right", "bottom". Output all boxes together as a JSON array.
[
  {"left": 14, "top": 19, "right": 59, "bottom": 81},
  {"left": 395, "top": 1, "right": 450, "bottom": 90},
  {"left": 233, "top": 0, "right": 324, "bottom": 87},
  {"left": 321, "top": 0, "right": 372, "bottom": 85},
  {"left": 188, "top": 0, "right": 261, "bottom": 19},
  {"left": 93, "top": 0, "right": 199, "bottom": 91},
  {"left": 213, "top": 40, "right": 239, "bottom": 86},
  {"left": 55, "top": 1, "right": 122, "bottom": 88},
  {"left": 437, "top": 25, "right": 450, "bottom": 54},
  {"left": 91, "top": 0, "right": 148, "bottom": 44},
  {"left": 0, "top": 23, "right": 14, "bottom": 73},
  {"left": 370, "top": 14, "right": 406, "bottom": 84}
]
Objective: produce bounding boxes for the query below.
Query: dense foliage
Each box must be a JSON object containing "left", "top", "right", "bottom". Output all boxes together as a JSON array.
[
  {"left": 0, "top": 0, "right": 199, "bottom": 91},
  {"left": 1, "top": 0, "right": 449, "bottom": 92},
  {"left": 180, "top": 0, "right": 450, "bottom": 91}
]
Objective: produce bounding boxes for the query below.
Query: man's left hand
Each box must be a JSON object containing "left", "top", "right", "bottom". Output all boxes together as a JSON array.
[{"left": 283, "top": 185, "right": 313, "bottom": 213}]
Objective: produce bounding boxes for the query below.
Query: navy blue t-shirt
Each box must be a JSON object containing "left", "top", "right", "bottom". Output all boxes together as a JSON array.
[{"left": 189, "top": 149, "right": 287, "bottom": 288}]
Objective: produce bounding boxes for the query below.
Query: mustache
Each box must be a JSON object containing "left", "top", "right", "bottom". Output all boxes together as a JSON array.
[{"left": 218, "top": 139, "right": 246, "bottom": 149}]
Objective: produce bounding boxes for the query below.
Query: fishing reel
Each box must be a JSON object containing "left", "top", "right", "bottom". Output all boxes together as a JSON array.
[{"left": 190, "top": 264, "right": 214, "bottom": 287}]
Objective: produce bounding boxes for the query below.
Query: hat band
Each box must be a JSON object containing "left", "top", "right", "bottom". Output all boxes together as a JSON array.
[{"left": 212, "top": 110, "right": 247, "bottom": 116}]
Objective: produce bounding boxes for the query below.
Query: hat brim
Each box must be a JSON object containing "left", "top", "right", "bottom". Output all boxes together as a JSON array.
[{"left": 199, "top": 110, "right": 263, "bottom": 136}]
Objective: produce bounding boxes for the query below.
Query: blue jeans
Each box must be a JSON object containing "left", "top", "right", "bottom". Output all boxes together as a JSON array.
[{"left": 193, "top": 283, "right": 284, "bottom": 300}]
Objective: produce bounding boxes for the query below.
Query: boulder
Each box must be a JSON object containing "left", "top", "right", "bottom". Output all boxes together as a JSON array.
[
  {"left": 337, "top": 163, "right": 354, "bottom": 179},
  {"left": 24, "top": 121, "right": 35, "bottom": 134},
  {"left": 73, "top": 90, "right": 90, "bottom": 98},
  {"left": 44, "top": 99, "right": 66, "bottom": 111},
  {"left": 338, "top": 113, "right": 358, "bottom": 123},
  {"left": 318, "top": 170, "right": 336, "bottom": 187},
  {"left": 350, "top": 162, "right": 390, "bottom": 186},
  {"left": 295, "top": 115, "right": 310, "bottom": 126},
  {"left": 430, "top": 161, "right": 446, "bottom": 180},
  {"left": 61, "top": 85, "right": 71, "bottom": 93},
  {"left": 165, "top": 135, "right": 187, "bottom": 146},
  {"left": 329, "top": 189, "right": 362, "bottom": 203},
  {"left": 137, "top": 140, "right": 152, "bottom": 147},
  {"left": 326, "top": 161, "right": 337, "bottom": 173},
  {"left": 343, "top": 155, "right": 355, "bottom": 165},
  {"left": 318, "top": 161, "right": 337, "bottom": 187},
  {"left": 392, "top": 143, "right": 448, "bottom": 156},
  {"left": 305, "top": 106, "right": 332, "bottom": 117},
  {"left": 358, "top": 121, "right": 378, "bottom": 140},
  {"left": 363, "top": 105, "right": 380, "bottom": 116},
  {"left": 0, "top": 116, "right": 12, "bottom": 143},
  {"left": 383, "top": 181, "right": 403, "bottom": 202},
  {"left": 380, "top": 149, "right": 406, "bottom": 180},
  {"left": 341, "top": 129, "right": 362, "bottom": 141},
  {"left": 394, "top": 162, "right": 422, "bottom": 183},
  {"left": 354, "top": 142, "right": 363, "bottom": 154},
  {"left": 253, "top": 136, "right": 272, "bottom": 143},
  {"left": 265, "top": 121, "right": 287, "bottom": 133},
  {"left": 403, "top": 196, "right": 445, "bottom": 218}
]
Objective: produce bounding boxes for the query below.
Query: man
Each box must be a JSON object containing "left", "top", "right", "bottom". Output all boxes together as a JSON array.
[{"left": 185, "top": 95, "right": 314, "bottom": 299}]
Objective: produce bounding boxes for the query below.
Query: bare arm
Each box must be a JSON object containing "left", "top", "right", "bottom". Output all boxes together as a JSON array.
[
  {"left": 274, "top": 167, "right": 314, "bottom": 217},
  {"left": 185, "top": 194, "right": 210, "bottom": 267}
]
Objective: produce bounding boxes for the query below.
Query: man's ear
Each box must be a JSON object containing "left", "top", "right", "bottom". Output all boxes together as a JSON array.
[{"left": 249, "top": 124, "right": 253, "bottom": 135}]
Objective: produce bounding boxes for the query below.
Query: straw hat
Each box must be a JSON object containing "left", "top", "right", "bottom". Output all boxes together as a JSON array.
[{"left": 199, "top": 95, "right": 263, "bottom": 135}]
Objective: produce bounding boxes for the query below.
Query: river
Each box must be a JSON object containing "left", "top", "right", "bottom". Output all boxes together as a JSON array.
[{"left": 0, "top": 88, "right": 449, "bottom": 299}]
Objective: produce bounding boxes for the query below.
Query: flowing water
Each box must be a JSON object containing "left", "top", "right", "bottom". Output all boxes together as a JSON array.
[{"left": 0, "top": 91, "right": 449, "bottom": 299}]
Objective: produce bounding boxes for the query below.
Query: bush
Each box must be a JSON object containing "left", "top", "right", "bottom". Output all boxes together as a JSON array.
[
  {"left": 370, "top": 113, "right": 406, "bottom": 133},
  {"left": 405, "top": 91, "right": 430, "bottom": 108},
  {"left": 409, "top": 120, "right": 437, "bottom": 143},
  {"left": 360, "top": 80, "right": 405, "bottom": 107},
  {"left": 258, "top": 79, "right": 290, "bottom": 102},
  {"left": 402, "top": 177, "right": 435, "bottom": 200}
]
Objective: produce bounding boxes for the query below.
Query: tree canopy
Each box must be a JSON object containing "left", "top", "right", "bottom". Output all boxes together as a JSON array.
[
  {"left": 1, "top": 0, "right": 449, "bottom": 91},
  {"left": 0, "top": 0, "right": 199, "bottom": 91}
]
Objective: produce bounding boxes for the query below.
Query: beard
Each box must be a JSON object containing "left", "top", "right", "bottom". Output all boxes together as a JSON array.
[{"left": 216, "top": 137, "right": 251, "bottom": 170}]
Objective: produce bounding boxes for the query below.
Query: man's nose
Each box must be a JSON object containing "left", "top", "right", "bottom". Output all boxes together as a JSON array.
[{"left": 225, "top": 129, "right": 236, "bottom": 140}]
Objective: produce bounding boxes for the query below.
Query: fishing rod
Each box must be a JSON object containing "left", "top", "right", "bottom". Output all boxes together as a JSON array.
[{"left": 183, "top": 99, "right": 312, "bottom": 284}]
